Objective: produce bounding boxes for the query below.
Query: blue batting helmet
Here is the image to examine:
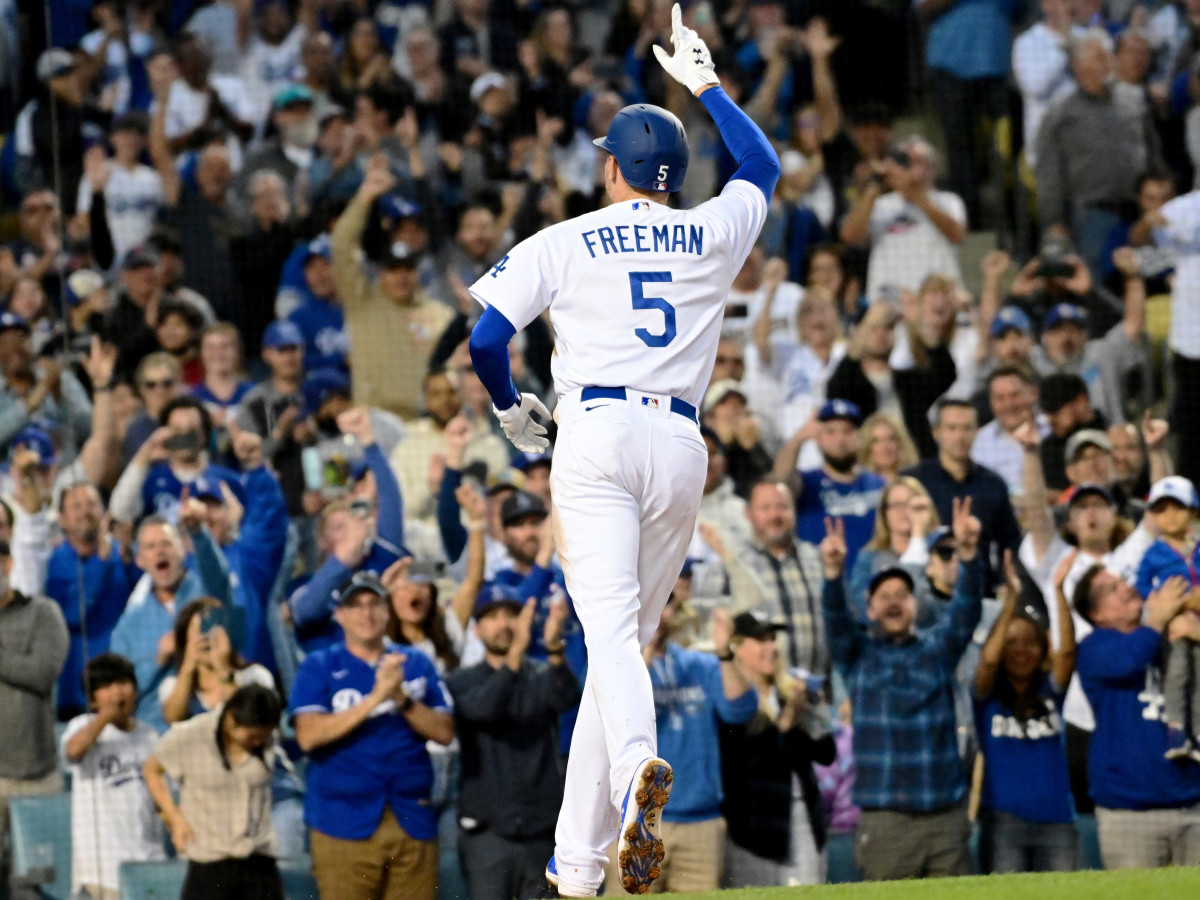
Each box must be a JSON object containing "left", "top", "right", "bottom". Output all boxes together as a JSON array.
[{"left": 593, "top": 104, "right": 689, "bottom": 193}]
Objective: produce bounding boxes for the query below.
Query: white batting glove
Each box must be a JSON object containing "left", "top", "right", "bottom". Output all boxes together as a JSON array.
[
  {"left": 494, "top": 393, "right": 552, "bottom": 453},
  {"left": 652, "top": 3, "right": 719, "bottom": 95}
]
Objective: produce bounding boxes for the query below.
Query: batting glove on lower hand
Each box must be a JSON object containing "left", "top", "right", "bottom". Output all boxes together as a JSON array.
[
  {"left": 653, "top": 3, "right": 719, "bottom": 95},
  {"left": 494, "top": 393, "right": 553, "bottom": 453}
]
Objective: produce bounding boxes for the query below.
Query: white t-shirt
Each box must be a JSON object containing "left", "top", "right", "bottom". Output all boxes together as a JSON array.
[
  {"left": 745, "top": 339, "right": 846, "bottom": 469},
  {"left": 80, "top": 29, "right": 132, "bottom": 116},
  {"left": 1153, "top": 191, "right": 1200, "bottom": 357},
  {"left": 77, "top": 164, "right": 165, "bottom": 260},
  {"left": 865, "top": 190, "right": 966, "bottom": 302},
  {"left": 469, "top": 180, "right": 768, "bottom": 410},
  {"left": 1012, "top": 23, "right": 1082, "bottom": 168},
  {"left": 239, "top": 26, "right": 307, "bottom": 131},
  {"left": 61, "top": 716, "right": 166, "bottom": 891}
]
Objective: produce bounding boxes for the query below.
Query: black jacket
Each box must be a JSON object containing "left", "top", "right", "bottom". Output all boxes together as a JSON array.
[
  {"left": 719, "top": 703, "right": 837, "bottom": 863},
  {"left": 448, "top": 659, "right": 581, "bottom": 839},
  {"left": 826, "top": 355, "right": 880, "bottom": 421}
]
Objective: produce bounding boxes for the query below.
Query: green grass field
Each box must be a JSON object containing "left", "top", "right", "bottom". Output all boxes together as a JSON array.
[{"left": 677, "top": 867, "right": 1200, "bottom": 900}]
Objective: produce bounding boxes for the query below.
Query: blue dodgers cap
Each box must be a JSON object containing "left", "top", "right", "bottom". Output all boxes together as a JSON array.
[
  {"left": 189, "top": 475, "right": 225, "bottom": 503},
  {"left": 1067, "top": 482, "right": 1115, "bottom": 509},
  {"left": 990, "top": 306, "right": 1031, "bottom": 339},
  {"left": 335, "top": 571, "right": 390, "bottom": 607},
  {"left": 867, "top": 566, "right": 915, "bottom": 598},
  {"left": 380, "top": 194, "right": 422, "bottom": 221},
  {"left": 1147, "top": 475, "right": 1200, "bottom": 510},
  {"left": 10, "top": 424, "right": 55, "bottom": 466},
  {"left": 514, "top": 453, "right": 551, "bottom": 473},
  {"left": 263, "top": 320, "right": 305, "bottom": 349},
  {"left": 0, "top": 311, "right": 31, "bottom": 335},
  {"left": 302, "top": 235, "right": 331, "bottom": 264},
  {"left": 1044, "top": 303, "right": 1088, "bottom": 330},
  {"left": 925, "top": 525, "right": 954, "bottom": 551},
  {"left": 817, "top": 399, "right": 863, "bottom": 427},
  {"left": 473, "top": 582, "right": 525, "bottom": 619},
  {"left": 303, "top": 367, "right": 352, "bottom": 415},
  {"left": 500, "top": 490, "right": 548, "bottom": 526}
]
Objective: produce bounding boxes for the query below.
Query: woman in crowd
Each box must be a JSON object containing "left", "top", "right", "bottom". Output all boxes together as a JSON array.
[
  {"left": 974, "top": 550, "right": 1079, "bottom": 872},
  {"left": 337, "top": 18, "right": 394, "bottom": 94},
  {"left": 857, "top": 412, "right": 918, "bottom": 485},
  {"left": 826, "top": 303, "right": 902, "bottom": 422},
  {"left": 121, "top": 352, "right": 183, "bottom": 467},
  {"left": 847, "top": 476, "right": 937, "bottom": 620},
  {"left": 145, "top": 684, "right": 285, "bottom": 900},
  {"left": 383, "top": 481, "right": 486, "bottom": 674},
  {"left": 720, "top": 611, "right": 837, "bottom": 888},
  {"left": 159, "top": 598, "right": 305, "bottom": 858}
]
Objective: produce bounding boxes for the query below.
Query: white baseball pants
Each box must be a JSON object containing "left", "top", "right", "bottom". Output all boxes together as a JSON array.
[{"left": 548, "top": 388, "right": 707, "bottom": 894}]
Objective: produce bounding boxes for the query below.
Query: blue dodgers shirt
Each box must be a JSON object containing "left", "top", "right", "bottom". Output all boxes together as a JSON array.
[
  {"left": 651, "top": 644, "right": 757, "bottom": 822},
  {"left": 973, "top": 677, "right": 1074, "bottom": 824},
  {"left": 1078, "top": 627, "right": 1200, "bottom": 811},
  {"left": 795, "top": 468, "right": 885, "bottom": 572},
  {"left": 1135, "top": 538, "right": 1200, "bottom": 599},
  {"left": 288, "top": 296, "right": 348, "bottom": 373},
  {"left": 289, "top": 641, "right": 451, "bottom": 841}
]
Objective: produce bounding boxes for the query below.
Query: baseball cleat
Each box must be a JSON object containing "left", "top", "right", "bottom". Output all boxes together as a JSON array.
[
  {"left": 617, "top": 757, "right": 673, "bottom": 894},
  {"left": 545, "top": 855, "right": 596, "bottom": 898}
]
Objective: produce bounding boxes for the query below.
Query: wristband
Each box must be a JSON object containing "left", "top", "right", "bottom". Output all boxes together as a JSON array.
[
  {"left": 398, "top": 694, "right": 415, "bottom": 713},
  {"left": 93, "top": 383, "right": 112, "bottom": 393},
  {"left": 716, "top": 650, "right": 734, "bottom": 662},
  {"left": 544, "top": 642, "right": 566, "bottom": 655}
]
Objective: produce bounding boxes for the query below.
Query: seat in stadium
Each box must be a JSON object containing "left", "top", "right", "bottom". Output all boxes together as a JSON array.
[
  {"left": 119, "top": 860, "right": 187, "bottom": 899},
  {"left": 825, "top": 830, "right": 862, "bottom": 883},
  {"left": 9, "top": 792, "right": 72, "bottom": 899}
]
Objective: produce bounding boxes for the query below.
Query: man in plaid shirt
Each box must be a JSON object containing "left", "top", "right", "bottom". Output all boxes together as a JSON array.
[{"left": 819, "top": 497, "right": 983, "bottom": 881}]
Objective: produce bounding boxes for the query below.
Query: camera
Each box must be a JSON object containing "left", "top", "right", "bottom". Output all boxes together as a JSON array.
[
  {"left": 1036, "top": 234, "right": 1076, "bottom": 280},
  {"left": 163, "top": 430, "right": 203, "bottom": 453},
  {"left": 887, "top": 148, "right": 911, "bottom": 168}
]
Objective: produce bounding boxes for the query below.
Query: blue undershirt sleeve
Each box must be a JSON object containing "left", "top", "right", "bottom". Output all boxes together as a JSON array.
[
  {"left": 698, "top": 86, "right": 781, "bottom": 201},
  {"left": 468, "top": 306, "right": 521, "bottom": 412}
]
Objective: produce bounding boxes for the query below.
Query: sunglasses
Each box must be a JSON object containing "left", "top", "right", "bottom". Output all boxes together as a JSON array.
[
  {"left": 140, "top": 379, "right": 176, "bottom": 390},
  {"left": 932, "top": 545, "right": 956, "bottom": 561}
]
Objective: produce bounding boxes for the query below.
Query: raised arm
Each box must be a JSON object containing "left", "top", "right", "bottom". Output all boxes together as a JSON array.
[
  {"left": 449, "top": 481, "right": 488, "bottom": 629},
  {"left": 975, "top": 550, "right": 1020, "bottom": 697},
  {"left": 1015, "top": 421, "right": 1057, "bottom": 563},
  {"left": 149, "top": 78, "right": 181, "bottom": 206},
  {"left": 1049, "top": 549, "right": 1078, "bottom": 690}
]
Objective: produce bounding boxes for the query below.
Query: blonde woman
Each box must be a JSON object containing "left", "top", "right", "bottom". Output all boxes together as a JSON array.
[
  {"left": 719, "top": 610, "right": 835, "bottom": 888},
  {"left": 846, "top": 476, "right": 939, "bottom": 620},
  {"left": 892, "top": 274, "right": 960, "bottom": 457},
  {"left": 858, "top": 412, "right": 919, "bottom": 484}
]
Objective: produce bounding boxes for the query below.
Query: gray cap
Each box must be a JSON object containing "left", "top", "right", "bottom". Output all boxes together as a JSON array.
[
  {"left": 37, "top": 49, "right": 75, "bottom": 82},
  {"left": 1065, "top": 429, "right": 1112, "bottom": 464}
]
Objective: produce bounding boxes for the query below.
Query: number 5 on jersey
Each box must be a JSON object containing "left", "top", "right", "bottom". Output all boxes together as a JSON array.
[{"left": 630, "top": 271, "right": 675, "bottom": 348}]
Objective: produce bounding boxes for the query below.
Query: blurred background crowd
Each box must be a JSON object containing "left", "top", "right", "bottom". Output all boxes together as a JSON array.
[{"left": 2, "top": 0, "right": 1200, "bottom": 897}]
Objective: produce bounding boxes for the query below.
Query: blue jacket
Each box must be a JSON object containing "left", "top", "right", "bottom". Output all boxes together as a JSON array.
[
  {"left": 1078, "top": 626, "right": 1200, "bottom": 810},
  {"left": 290, "top": 444, "right": 407, "bottom": 651},
  {"left": 109, "top": 529, "right": 232, "bottom": 732},
  {"left": 44, "top": 542, "right": 141, "bottom": 713},
  {"left": 824, "top": 557, "right": 983, "bottom": 812},
  {"left": 221, "top": 466, "right": 289, "bottom": 672},
  {"left": 288, "top": 296, "right": 348, "bottom": 373},
  {"left": 1135, "top": 538, "right": 1199, "bottom": 599},
  {"left": 651, "top": 643, "right": 757, "bottom": 822}
]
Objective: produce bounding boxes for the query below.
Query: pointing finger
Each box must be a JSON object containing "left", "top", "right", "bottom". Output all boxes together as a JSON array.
[{"left": 672, "top": 2, "right": 683, "bottom": 40}]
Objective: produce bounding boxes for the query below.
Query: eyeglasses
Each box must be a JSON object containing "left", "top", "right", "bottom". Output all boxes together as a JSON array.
[
  {"left": 932, "top": 545, "right": 956, "bottom": 561},
  {"left": 141, "top": 379, "right": 176, "bottom": 390}
]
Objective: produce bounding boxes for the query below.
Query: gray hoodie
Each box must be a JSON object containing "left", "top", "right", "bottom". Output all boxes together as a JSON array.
[{"left": 0, "top": 591, "right": 69, "bottom": 779}]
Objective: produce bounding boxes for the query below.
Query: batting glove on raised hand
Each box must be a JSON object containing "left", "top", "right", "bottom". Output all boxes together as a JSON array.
[
  {"left": 494, "top": 393, "right": 553, "bottom": 453},
  {"left": 653, "top": 3, "right": 719, "bottom": 95}
]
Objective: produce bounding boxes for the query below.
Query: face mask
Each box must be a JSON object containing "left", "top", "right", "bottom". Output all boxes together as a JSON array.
[{"left": 283, "top": 118, "right": 318, "bottom": 149}]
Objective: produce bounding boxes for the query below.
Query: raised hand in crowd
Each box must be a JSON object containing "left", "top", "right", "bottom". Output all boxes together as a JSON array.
[
  {"left": 820, "top": 516, "right": 848, "bottom": 579},
  {"left": 507, "top": 598, "right": 537, "bottom": 669},
  {"left": 951, "top": 495, "right": 981, "bottom": 560},
  {"left": 337, "top": 405, "right": 376, "bottom": 447}
]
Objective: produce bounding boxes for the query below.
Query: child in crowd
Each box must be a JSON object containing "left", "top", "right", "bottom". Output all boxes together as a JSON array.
[
  {"left": 1136, "top": 476, "right": 1200, "bottom": 761},
  {"left": 61, "top": 653, "right": 166, "bottom": 900}
]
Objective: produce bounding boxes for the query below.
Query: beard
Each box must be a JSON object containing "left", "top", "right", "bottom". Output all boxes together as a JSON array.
[
  {"left": 482, "top": 629, "right": 514, "bottom": 656},
  {"left": 824, "top": 452, "right": 858, "bottom": 474}
]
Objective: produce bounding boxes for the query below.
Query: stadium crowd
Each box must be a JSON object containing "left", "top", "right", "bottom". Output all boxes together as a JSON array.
[{"left": 2, "top": 0, "right": 1200, "bottom": 897}]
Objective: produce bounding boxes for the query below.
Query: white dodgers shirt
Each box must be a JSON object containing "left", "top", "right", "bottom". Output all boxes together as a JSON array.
[{"left": 469, "top": 180, "right": 768, "bottom": 410}]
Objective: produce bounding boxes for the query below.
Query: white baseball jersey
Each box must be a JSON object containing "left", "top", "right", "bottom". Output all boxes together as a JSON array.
[{"left": 469, "top": 179, "right": 768, "bottom": 408}]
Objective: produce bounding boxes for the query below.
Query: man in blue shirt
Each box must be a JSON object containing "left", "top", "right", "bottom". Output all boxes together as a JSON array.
[
  {"left": 44, "top": 483, "right": 140, "bottom": 719},
  {"left": 288, "top": 407, "right": 407, "bottom": 651},
  {"left": 610, "top": 583, "right": 755, "bottom": 892},
  {"left": 291, "top": 573, "right": 454, "bottom": 900},
  {"left": 287, "top": 237, "right": 348, "bottom": 373},
  {"left": 108, "top": 395, "right": 243, "bottom": 524},
  {"left": 788, "top": 400, "right": 884, "bottom": 574},
  {"left": 109, "top": 513, "right": 232, "bottom": 731},
  {"left": 821, "top": 497, "right": 983, "bottom": 880},
  {"left": 1073, "top": 565, "right": 1200, "bottom": 868}
]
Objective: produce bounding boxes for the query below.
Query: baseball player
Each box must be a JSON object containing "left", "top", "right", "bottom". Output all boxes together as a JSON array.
[{"left": 466, "top": 6, "right": 780, "bottom": 895}]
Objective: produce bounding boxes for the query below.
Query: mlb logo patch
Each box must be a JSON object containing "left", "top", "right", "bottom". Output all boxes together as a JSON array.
[
  {"left": 641, "top": 397, "right": 660, "bottom": 409},
  {"left": 633, "top": 201, "right": 649, "bottom": 210}
]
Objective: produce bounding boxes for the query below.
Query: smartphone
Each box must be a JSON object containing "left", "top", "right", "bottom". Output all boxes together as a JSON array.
[
  {"left": 199, "top": 605, "right": 231, "bottom": 635},
  {"left": 887, "top": 148, "right": 911, "bottom": 168},
  {"left": 163, "top": 430, "right": 203, "bottom": 453},
  {"left": 790, "top": 667, "right": 827, "bottom": 694}
]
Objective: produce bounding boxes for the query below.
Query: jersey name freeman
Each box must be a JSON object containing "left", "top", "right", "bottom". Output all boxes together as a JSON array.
[{"left": 580, "top": 224, "right": 704, "bottom": 259}]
